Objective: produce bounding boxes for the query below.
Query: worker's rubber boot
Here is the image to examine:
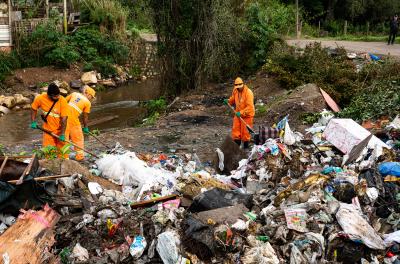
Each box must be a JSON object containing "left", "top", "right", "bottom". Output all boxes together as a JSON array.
[
  {"left": 243, "top": 141, "right": 250, "bottom": 149},
  {"left": 234, "top": 140, "right": 241, "bottom": 146}
]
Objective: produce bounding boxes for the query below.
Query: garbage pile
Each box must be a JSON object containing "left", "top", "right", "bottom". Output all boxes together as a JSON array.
[{"left": 1, "top": 114, "right": 400, "bottom": 263}]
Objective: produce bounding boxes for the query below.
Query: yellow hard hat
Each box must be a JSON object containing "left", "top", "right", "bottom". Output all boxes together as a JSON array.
[
  {"left": 84, "top": 86, "right": 96, "bottom": 98},
  {"left": 234, "top": 77, "right": 244, "bottom": 85}
]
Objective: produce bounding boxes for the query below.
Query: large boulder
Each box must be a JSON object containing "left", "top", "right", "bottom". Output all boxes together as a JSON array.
[
  {"left": 56, "top": 80, "right": 71, "bottom": 93},
  {"left": 40, "top": 86, "right": 68, "bottom": 96},
  {"left": 13, "top": 94, "right": 31, "bottom": 106},
  {"left": 70, "top": 80, "right": 82, "bottom": 90},
  {"left": 99, "top": 79, "right": 116, "bottom": 87},
  {"left": 81, "top": 71, "right": 98, "bottom": 85},
  {"left": 0, "top": 105, "right": 10, "bottom": 115},
  {"left": 0, "top": 95, "right": 16, "bottom": 109}
]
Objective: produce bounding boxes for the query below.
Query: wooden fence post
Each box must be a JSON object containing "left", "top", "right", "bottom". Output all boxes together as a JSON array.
[{"left": 344, "top": 20, "right": 348, "bottom": 36}]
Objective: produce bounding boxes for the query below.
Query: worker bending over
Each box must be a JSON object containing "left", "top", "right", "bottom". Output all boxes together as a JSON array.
[
  {"left": 31, "top": 83, "right": 68, "bottom": 154},
  {"left": 65, "top": 85, "right": 95, "bottom": 161},
  {"left": 224, "top": 77, "right": 255, "bottom": 149}
]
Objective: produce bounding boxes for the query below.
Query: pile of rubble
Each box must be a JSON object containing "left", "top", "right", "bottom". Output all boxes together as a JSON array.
[{"left": 0, "top": 113, "right": 400, "bottom": 263}]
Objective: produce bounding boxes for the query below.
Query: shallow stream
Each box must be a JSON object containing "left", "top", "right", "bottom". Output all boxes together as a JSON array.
[{"left": 0, "top": 78, "right": 161, "bottom": 145}]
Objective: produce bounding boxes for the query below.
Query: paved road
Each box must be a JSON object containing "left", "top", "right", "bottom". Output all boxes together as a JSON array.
[{"left": 287, "top": 39, "right": 400, "bottom": 57}]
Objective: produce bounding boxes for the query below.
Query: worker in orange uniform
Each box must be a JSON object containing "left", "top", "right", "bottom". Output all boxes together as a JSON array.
[
  {"left": 65, "top": 85, "right": 96, "bottom": 161},
  {"left": 31, "top": 83, "right": 68, "bottom": 152},
  {"left": 224, "top": 77, "right": 255, "bottom": 149}
]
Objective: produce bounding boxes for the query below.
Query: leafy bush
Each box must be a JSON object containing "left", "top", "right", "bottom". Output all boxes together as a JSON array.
[
  {"left": 45, "top": 46, "right": 80, "bottom": 67},
  {"left": 32, "top": 144, "right": 71, "bottom": 159},
  {"left": 138, "top": 97, "right": 167, "bottom": 126},
  {"left": 0, "top": 51, "right": 20, "bottom": 81},
  {"left": 16, "top": 23, "right": 129, "bottom": 76},
  {"left": 263, "top": 42, "right": 359, "bottom": 105},
  {"left": 80, "top": 0, "right": 128, "bottom": 37},
  {"left": 18, "top": 20, "right": 64, "bottom": 66},
  {"left": 339, "top": 81, "right": 400, "bottom": 121},
  {"left": 90, "top": 58, "right": 117, "bottom": 77},
  {"left": 145, "top": 97, "right": 167, "bottom": 116},
  {"left": 244, "top": 0, "right": 296, "bottom": 69}
]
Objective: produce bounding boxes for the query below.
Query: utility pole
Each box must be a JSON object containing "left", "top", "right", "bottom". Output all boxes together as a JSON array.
[
  {"left": 63, "top": 0, "right": 67, "bottom": 34},
  {"left": 296, "top": 0, "right": 300, "bottom": 39}
]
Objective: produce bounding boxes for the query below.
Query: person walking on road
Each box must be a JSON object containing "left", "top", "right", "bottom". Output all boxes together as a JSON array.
[
  {"left": 65, "top": 85, "right": 96, "bottom": 161},
  {"left": 388, "top": 15, "right": 398, "bottom": 45},
  {"left": 224, "top": 77, "right": 255, "bottom": 149},
  {"left": 31, "top": 83, "right": 69, "bottom": 156}
]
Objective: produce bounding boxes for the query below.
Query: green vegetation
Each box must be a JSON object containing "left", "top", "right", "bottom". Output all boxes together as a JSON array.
[
  {"left": 140, "top": 97, "right": 167, "bottom": 126},
  {"left": 263, "top": 41, "right": 400, "bottom": 121},
  {"left": 255, "top": 104, "right": 268, "bottom": 116},
  {"left": 301, "top": 112, "right": 322, "bottom": 124},
  {"left": 32, "top": 144, "right": 71, "bottom": 159},
  {"left": 282, "top": 0, "right": 400, "bottom": 38},
  {"left": 245, "top": 0, "right": 296, "bottom": 69},
  {"left": 150, "top": 0, "right": 296, "bottom": 94},
  {"left": 16, "top": 22, "right": 129, "bottom": 76},
  {"left": 80, "top": 0, "right": 128, "bottom": 37},
  {"left": 264, "top": 42, "right": 358, "bottom": 105},
  {"left": 0, "top": 52, "right": 20, "bottom": 83},
  {"left": 339, "top": 80, "right": 400, "bottom": 120}
]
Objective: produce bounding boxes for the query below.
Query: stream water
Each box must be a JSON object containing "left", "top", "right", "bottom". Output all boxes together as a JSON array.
[{"left": 0, "top": 78, "right": 161, "bottom": 145}]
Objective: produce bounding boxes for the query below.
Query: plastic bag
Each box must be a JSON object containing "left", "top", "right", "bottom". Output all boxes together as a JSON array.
[
  {"left": 241, "top": 236, "right": 279, "bottom": 264},
  {"left": 284, "top": 208, "right": 308, "bottom": 233},
  {"left": 378, "top": 162, "right": 400, "bottom": 177},
  {"left": 71, "top": 243, "right": 89, "bottom": 262},
  {"left": 130, "top": 235, "right": 147, "bottom": 259},
  {"left": 284, "top": 121, "right": 296, "bottom": 145},
  {"left": 336, "top": 203, "right": 385, "bottom": 250},
  {"left": 96, "top": 152, "right": 177, "bottom": 198},
  {"left": 216, "top": 148, "right": 224, "bottom": 171},
  {"left": 384, "top": 230, "right": 400, "bottom": 247},
  {"left": 156, "top": 230, "right": 181, "bottom": 264}
]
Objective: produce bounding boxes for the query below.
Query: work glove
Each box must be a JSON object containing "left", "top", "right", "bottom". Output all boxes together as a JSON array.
[
  {"left": 223, "top": 99, "right": 229, "bottom": 105},
  {"left": 59, "top": 134, "right": 65, "bottom": 142},
  {"left": 236, "top": 112, "right": 241, "bottom": 118},
  {"left": 83, "top": 127, "right": 90, "bottom": 135},
  {"left": 31, "top": 121, "right": 38, "bottom": 129}
]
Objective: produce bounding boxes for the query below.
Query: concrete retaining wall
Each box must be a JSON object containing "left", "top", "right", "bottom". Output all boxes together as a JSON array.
[{"left": 130, "top": 33, "right": 160, "bottom": 78}]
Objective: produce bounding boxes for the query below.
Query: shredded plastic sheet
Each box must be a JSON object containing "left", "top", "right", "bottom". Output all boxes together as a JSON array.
[
  {"left": 72, "top": 243, "right": 89, "bottom": 262},
  {"left": 242, "top": 236, "right": 279, "bottom": 264},
  {"left": 216, "top": 148, "right": 224, "bottom": 171},
  {"left": 156, "top": 230, "right": 186, "bottom": 264},
  {"left": 384, "top": 230, "right": 400, "bottom": 247},
  {"left": 336, "top": 203, "right": 385, "bottom": 250},
  {"left": 96, "top": 152, "right": 178, "bottom": 199}
]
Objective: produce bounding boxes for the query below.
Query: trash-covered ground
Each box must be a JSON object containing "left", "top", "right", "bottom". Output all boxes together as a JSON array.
[{"left": 1, "top": 111, "right": 400, "bottom": 263}]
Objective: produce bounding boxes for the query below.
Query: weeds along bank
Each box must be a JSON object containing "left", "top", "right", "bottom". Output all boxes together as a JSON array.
[{"left": 263, "top": 42, "right": 400, "bottom": 122}]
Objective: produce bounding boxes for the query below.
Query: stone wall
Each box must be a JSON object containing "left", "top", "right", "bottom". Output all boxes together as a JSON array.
[{"left": 130, "top": 33, "right": 160, "bottom": 78}]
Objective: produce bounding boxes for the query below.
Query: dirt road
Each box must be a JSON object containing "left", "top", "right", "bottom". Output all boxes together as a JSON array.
[{"left": 287, "top": 39, "right": 400, "bottom": 57}]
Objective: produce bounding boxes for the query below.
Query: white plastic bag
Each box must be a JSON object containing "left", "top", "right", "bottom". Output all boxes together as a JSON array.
[
  {"left": 72, "top": 243, "right": 89, "bottom": 262},
  {"left": 242, "top": 236, "right": 279, "bottom": 264},
  {"left": 336, "top": 203, "right": 385, "bottom": 250},
  {"left": 384, "top": 230, "right": 400, "bottom": 247},
  {"left": 216, "top": 148, "right": 224, "bottom": 171},
  {"left": 284, "top": 121, "right": 296, "bottom": 145},
  {"left": 130, "top": 236, "right": 147, "bottom": 259},
  {"left": 96, "top": 152, "right": 177, "bottom": 198},
  {"left": 156, "top": 230, "right": 181, "bottom": 264}
]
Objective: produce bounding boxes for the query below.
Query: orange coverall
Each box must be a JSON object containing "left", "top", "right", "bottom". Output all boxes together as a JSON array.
[
  {"left": 65, "top": 92, "right": 92, "bottom": 160},
  {"left": 228, "top": 85, "right": 255, "bottom": 142},
  {"left": 31, "top": 93, "right": 69, "bottom": 149}
]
